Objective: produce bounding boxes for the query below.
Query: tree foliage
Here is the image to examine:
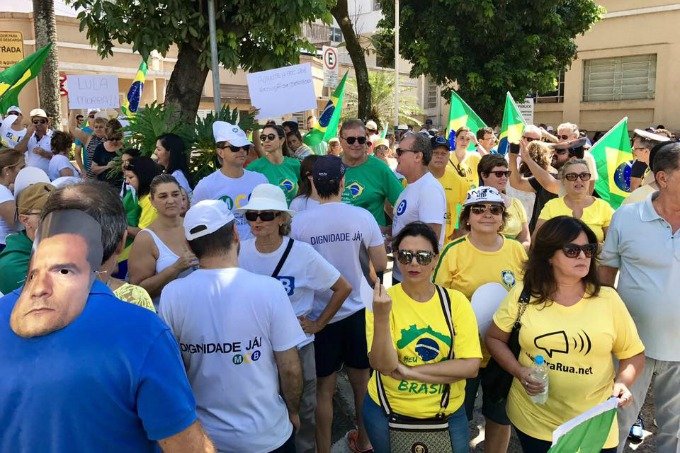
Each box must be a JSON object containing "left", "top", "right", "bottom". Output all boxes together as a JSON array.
[{"left": 375, "top": 0, "right": 602, "bottom": 123}]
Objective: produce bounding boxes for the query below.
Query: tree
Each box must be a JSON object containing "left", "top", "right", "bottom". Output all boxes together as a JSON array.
[
  {"left": 66, "top": 0, "right": 334, "bottom": 121},
  {"left": 32, "top": 0, "right": 62, "bottom": 128},
  {"left": 374, "top": 0, "right": 602, "bottom": 123},
  {"left": 331, "top": 0, "right": 372, "bottom": 121}
]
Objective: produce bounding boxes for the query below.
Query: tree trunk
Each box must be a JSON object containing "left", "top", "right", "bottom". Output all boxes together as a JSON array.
[
  {"left": 332, "top": 0, "right": 372, "bottom": 122},
  {"left": 32, "top": 0, "right": 61, "bottom": 129},
  {"left": 164, "top": 41, "right": 210, "bottom": 123}
]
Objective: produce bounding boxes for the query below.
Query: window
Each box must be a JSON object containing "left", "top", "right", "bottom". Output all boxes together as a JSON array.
[
  {"left": 426, "top": 78, "right": 438, "bottom": 109},
  {"left": 329, "top": 26, "right": 343, "bottom": 43},
  {"left": 583, "top": 54, "right": 656, "bottom": 102},
  {"left": 535, "top": 71, "right": 565, "bottom": 103}
]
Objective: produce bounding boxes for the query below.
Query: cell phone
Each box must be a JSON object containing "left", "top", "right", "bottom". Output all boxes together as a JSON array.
[{"left": 509, "top": 143, "right": 520, "bottom": 154}]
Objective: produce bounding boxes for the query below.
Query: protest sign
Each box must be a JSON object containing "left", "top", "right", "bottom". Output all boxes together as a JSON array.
[
  {"left": 247, "top": 63, "right": 317, "bottom": 119},
  {"left": 68, "top": 75, "right": 120, "bottom": 109}
]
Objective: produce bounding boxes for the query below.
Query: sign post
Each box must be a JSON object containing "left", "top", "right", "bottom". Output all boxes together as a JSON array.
[
  {"left": 322, "top": 46, "right": 338, "bottom": 88},
  {"left": 517, "top": 97, "right": 535, "bottom": 125},
  {"left": 0, "top": 32, "right": 24, "bottom": 68}
]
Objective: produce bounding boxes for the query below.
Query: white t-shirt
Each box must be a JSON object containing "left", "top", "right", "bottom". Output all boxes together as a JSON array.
[
  {"left": 291, "top": 202, "right": 384, "bottom": 323},
  {"left": 0, "top": 115, "right": 26, "bottom": 148},
  {"left": 25, "top": 131, "right": 53, "bottom": 173},
  {"left": 0, "top": 185, "right": 15, "bottom": 245},
  {"left": 48, "top": 154, "right": 80, "bottom": 181},
  {"left": 289, "top": 195, "right": 320, "bottom": 212},
  {"left": 240, "top": 237, "right": 341, "bottom": 347},
  {"left": 171, "top": 169, "right": 193, "bottom": 199},
  {"left": 159, "top": 267, "right": 306, "bottom": 452},
  {"left": 192, "top": 169, "right": 267, "bottom": 240}
]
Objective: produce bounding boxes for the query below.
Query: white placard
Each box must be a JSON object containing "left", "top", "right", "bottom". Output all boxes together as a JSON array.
[
  {"left": 67, "top": 75, "right": 120, "bottom": 110},
  {"left": 247, "top": 63, "right": 317, "bottom": 119},
  {"left": 517, "top": 97, "right": 534, "bottom": 125},
  {"left": 323, "top": 46, "right": 338, "bottom": 88}
]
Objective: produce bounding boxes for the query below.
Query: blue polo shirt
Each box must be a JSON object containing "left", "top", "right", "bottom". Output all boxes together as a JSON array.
[{"left": 0, "top": 281, "right": 197, "bottom": 452}]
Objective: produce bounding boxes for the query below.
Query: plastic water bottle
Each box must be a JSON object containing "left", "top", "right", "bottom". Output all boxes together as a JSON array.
[{"left": 530, "top": 355, "right": 549, "bottom": 404}]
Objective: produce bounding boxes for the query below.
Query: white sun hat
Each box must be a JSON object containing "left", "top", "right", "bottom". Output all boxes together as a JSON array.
[{"left": 235, "top": 183, "right": 294, "bottom": 215}]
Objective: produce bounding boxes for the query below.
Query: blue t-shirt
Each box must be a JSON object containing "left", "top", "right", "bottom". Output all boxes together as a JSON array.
[
  {"left": 74, "top": 125, "right": 92, "bottom": 147},
  {"left": 0, "top": 281, "right": 197, "bottom": 452}
]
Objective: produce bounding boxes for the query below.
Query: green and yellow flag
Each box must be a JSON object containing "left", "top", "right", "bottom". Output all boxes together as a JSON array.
[
  {"left": 121, "top": 60, "right": 147, "bottom": 117},
  {"left": 0, "top": 44, "right": 52, "bottom": 113},
  {"left": 549, "top": 398, "right": 618, "bottom": 453},
  {"left": 591, "top": 117, "right": 633, "bottom": 208},
  {"left": 497, "top": 92, "right": 525, "bottom": 155},
  {"left": 447, "top": 91, "right": 487, "bottom": 150},
  {"left": 303, "top": 71, "right": 348, "bottom": 146}
]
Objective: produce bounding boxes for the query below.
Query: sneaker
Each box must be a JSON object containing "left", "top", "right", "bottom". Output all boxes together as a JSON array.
[{"left": 628, "top": 417, "right": 644, "bottom": 442}]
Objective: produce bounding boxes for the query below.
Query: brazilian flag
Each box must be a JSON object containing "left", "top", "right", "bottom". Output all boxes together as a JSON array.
[
  {"left": 591, "top": 117, "right": 633, "bottom": 208},
  {"left": 447, "top": 90, "right": 487, "bottom": 150},
  {"left": 549, "top": 398, "right": 618, "bottom": 452},
  {"left": 303, "top": 71, "right": 348, "bottom": 146},
  {"left": 497, "top": 92, "right": 525, "bottom": 155},
  {"left": 0, "top": 44, "right": 52, "bottom": 113},
  {"left": 121, "top": 60, "right": 147, "bottom": 117}
]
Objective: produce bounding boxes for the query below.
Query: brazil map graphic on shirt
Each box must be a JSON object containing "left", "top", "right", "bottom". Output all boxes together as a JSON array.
[{"left": 397, "top": 324, "right": 451, "bottom": 362}]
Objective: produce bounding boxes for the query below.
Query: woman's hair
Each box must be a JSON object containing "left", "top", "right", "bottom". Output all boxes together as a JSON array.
[
  {"left": 286, "top": 129, "right": 303, "bottom": 142},
  {"left": 50, "top": 131, "right": 74, "bottom": 155},
  {"left": 458, "top": 203, "right": 508, "bottom": 232},
  {"left": 478, "top": 154, "right": 508, "bottom": 184},
  {"left": 121, "top": 147, "right": 141, "bottom": 159},
  {"left": 519, "top": 141, "right": 552, "bottom": 176},
  {"left": 455, "top": 126, "right": 471, "bottom": 136},
  {"left": 127, "top": 156, "right": 162, "bottom": 197},
  {"left": 392, "top": 221, "right": 440, "bottom": 255},
  {"left": 296, "top": 155, "right": 319, "bottom": 198},
  {"left": 525, "top": 216, "right": 601, "bottom": 305},
  {"left": 0, "top": 148, "right": 24, "bottom": 172},
  {"left": 105, "top": 119, "right": 124, "bottom": 141},
  {"left": 93, "top": 117, "right": 108, "bottom": 127},
  {"left": 279, "top": 212, "right": 292, "bottom": 236},
  {"left": 150, "top": 173, "right": 180, "bottom": 198},
  {"left": 157, "top": 133, "right": 193, "bottom": 188},
  {"left": 558, "top": 158, "right": 589, "bottom": 181}
]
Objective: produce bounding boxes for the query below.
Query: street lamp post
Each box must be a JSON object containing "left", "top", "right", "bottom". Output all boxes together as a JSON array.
[
  {"left": 207, "top": 0, "right": 221, "bottom": 113},
  {"left": 394, "top": 0, "right": 399, "bottom": 129}
]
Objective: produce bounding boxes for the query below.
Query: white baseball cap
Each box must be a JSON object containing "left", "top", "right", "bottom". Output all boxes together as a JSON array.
[
  {"left": 184, "top": 199, "right": 235, "bottom": 241},
  {"left": 464, "top": 186, "right": 504, "bottom": 206},
  {"left": 14, "top": 167, "right": 51, "bottom": 199},
  {"left": 633, "top": 129, "right": 671, "bottom": 143},
  {"left": 235, "top": 183, "right": 294, "bottom": 215},
  {"left": 29, "top": 108, "right": 48, "bottom": 119},
  {"left": 213, "top": 121, "right": 251, "bottom": 147},
  {"left": 366, "top": 120, "right": 378, "bottom": 131},
  {"left": 6, "top": 106, "right": 21, "bottom": 115}
]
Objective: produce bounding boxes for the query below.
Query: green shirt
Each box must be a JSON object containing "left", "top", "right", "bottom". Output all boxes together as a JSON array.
[
  {"left": 0, "top": 231, "right": 32, "bottom": 294},
  {"left": 247, "top": 156, "right": 300, "bottom": 205},
  {"left": 342, "top": 155, "right": 403, "bottom": 226}
]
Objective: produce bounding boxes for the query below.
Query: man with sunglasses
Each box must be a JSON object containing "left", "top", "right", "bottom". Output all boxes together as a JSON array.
[
  {"left": 600, "top": 143, "right": 680, "bottom": 453},
  {"left": 339, "top": 119, "right": 403, "bottom": 229},
  {"left": 0, "top": 106, "right": 27, "bottom": 149},
  {"left": 14, "top": 108, "right": 53, "bottom": 174},
  {"left": 193, "top": 121, "right": 267, "bottom": 240}
]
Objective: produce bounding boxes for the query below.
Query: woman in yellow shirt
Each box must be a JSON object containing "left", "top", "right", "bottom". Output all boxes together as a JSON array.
[
  {"left": 486, "top": 216, "right": 645, "bottom": 452},
  {"left": 365, "top": 222, "right": 482, "bottom": 453},
  {"left": 478, "top": 154, "right": 531, "bottom": 249},
  {"left": 433, "top": 186, "right": 527, "bottom": 453},
  {"left": 534, "top": 158, "right": 614, "bottom": 243}
]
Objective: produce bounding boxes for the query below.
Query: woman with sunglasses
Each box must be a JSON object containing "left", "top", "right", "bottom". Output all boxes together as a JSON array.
[
  {"left": 534, "top": 158, "right": 614, "bottom": 243},
  {"left": 0, "top": 149, "right": 25, "bottom": 250},
  {"left": 486, "top": 216, "right": 645, "bottom": 453},
  {"left": 478, "top": 154, "right": 531, "bottom": 249},
  {"left": 91, "top": 119, "right": 124, "bottom": 187},
  {"left": 248, "top": 125, "right": 300, "bottom": 205},
  {"left": 129, "top": 174, "right": 198, "bottom": 307},
  {"left": 364, "top": 221, "right": 482, "bottom": 453},
  {"left": 433, "top": 186, "right": 527, "bottom": 453},
  {"left": 238, "top": 183, "right": 351, "bottom": 453}
]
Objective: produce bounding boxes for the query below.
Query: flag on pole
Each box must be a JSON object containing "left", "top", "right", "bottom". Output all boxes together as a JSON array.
[
  {"left": 0, "top": 44, "right": 52, "bottom": 113},
  {"left": 380, "top": 121, "right": 388, "bottom": 139},
  {"left": 590, "top": 117, "right": 633, "bottom": 209},
  {"left": 304, "top": 71, "right": 348, "bottom": 146},
  {"left": 497, "top": 92, "right": 526, "bottom": 155},
  {"left": 447, "top": 91, "right": 487, "bottom": 150},
  {"left": 121, "top": 60, "right": 148, "bottom": 117},
  {"left": 549, "top": 397, "right": 618, "bottom": 452}
]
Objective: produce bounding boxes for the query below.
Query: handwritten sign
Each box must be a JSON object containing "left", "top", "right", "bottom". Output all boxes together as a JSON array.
[
  {"left": 247, "top": 63, "right": 316, "bottom": 119},
  {"left": 67, "top": 75, "right": 120, "bottom": 109}
]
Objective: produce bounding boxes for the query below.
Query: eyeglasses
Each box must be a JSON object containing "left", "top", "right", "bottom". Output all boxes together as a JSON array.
[
  {"left": 558, "top": 134, "right": 570, "bottom": 140},
  {"left": 561, "top": 243, "right": 598, "bottom": 258},
  {"left": 7, "top": 111, "right": 20, "bottom": 116},
  {"left": 563, "top": 172, "right": 591, "bottom": 182},
  {"left": 218, "top": 143, "right": 249, "bottom": 152},
  {"left": 485, "top": 170, "right": 511, "bottom": 178},
  {"left": 244, "top": 211, "right": 281, "bottom": 222},
  {"left": 396, "top": 249, "right": 436, "bottom": 266},
  {"left": 522, "top": 136, "right": 538, "bottom": 142},
  {"left": 260, "top": 133, "right": 278, "bottom": 142},
  {"left": 107, "top": 138, "right": 122, "bottom": 143},
  {"left": 469, "top": 204, "right": 504, "bottom": 215},
  {"left": 396, "top": 147, "right": 419, "bottom": 157},
  {"left": 32, "top": 119, "right": 47, "bottom": 125},
  {"left": 342, "top": 136, "right": 367, "bottom": 145}
]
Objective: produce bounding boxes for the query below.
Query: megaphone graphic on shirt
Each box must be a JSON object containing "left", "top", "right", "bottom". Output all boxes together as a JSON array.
[{"left": 534, "top": 330, "right": 592, "bottom": 358}]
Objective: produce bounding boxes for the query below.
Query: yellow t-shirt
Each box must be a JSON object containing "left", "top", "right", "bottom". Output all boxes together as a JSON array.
[
  {"left": 435, "top": 165, "right": 466, "bottom": 241},
  {"left": 113, "top": 282, "right": 156, "bottom": 312},
  {"left": 538, "top": 197, "right": 614, "bottom": 243},
  {"left": 138, "top": 194, "right": 158, "bottom": 229},
  {"left": 448, "top": 152, "right": 481, "bottom": 230},
  {"left": 502, "top": 197, "right": 528, "bottom": 239},
  {"left": 493, "top": 283, "right": 645, "bottom": 448},
  {"left": 366, "top": 285, "right": 482, "bottom": 418}
]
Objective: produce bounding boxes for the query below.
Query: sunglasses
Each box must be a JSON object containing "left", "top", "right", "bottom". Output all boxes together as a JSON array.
[
  {"left": 523, "top": 136, "right": 538, "bottom": 142},
  {"left": 8, "top": 111, "right": 20, "bottom": 116},
  {"left": 260, "top": 133, "right": 278, "bottom": 142},
  {"left": 245, "top": 211, "right": 281, "bottom": 222},
  {"left": 558, "top": 134, "right": 571, "bottom": 140},
  {"left": 562, "top": 243, "right": 598, "bottom": 258},
  {"left": 218, "top": 144, "right": 249, "bottom": 152},
  {"left": 396, "top": 147, "right": 419, "bottom": 157},
  {"left": 88, "top": 114, "right": 95, "bottom": 118},
  {"left": 396, "top": 249, "right": 436, "bottom": 266},
  {"left": 563, "top": 172, "right": 591, "bottom": 182},
  {"left": 485, "top": 170, "right": 511, "bottom": 178},
  {"left": 32, "top": 119, "right": 47, "bottom": 125},
  {"left": 470, "top": 204, "right": 504, "bottom": 215},
  {"left": 342, "top": 136, "right": 367, "bottom": 145}
]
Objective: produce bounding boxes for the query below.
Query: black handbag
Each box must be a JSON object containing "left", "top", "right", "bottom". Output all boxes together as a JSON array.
[
  {"left": 482, "top": 285, "right": 531, "bottom": 404},
  {"left": 375, "top": 286, "right": 456, "bottom": 453}
]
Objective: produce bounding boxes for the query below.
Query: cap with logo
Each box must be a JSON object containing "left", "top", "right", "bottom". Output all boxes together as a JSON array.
[
  {"left": 464, "top": 186, "right": 504, "bottom": 206},
  {"left": 236, "top": 183, "right": 294, "bottom": 215},
  {"left": 213, "top": 121, "right": 251, "bottom": 147},
  {"left": 312, "top": 156, "right": 345, "bottom": 185},
  {"left": 184, "top": 200, "right": 235, "bottom": 241}
]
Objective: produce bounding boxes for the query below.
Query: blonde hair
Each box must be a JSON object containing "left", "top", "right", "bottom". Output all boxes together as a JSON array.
[{"left": 558, "top": 158, "right": 589, "bottom": 180}]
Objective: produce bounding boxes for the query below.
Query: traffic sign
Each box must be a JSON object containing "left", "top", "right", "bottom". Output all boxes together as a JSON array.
[{"left": 323, "top": 46, "right": 338, "bottom": 88}]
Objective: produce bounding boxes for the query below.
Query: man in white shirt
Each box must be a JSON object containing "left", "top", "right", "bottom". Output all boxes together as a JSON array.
[
  {"left": 192, "top": 121, "right": 267, "bottom": 240},
  {"left": 160, "top": 199, "right": 305, "bottom": 453},
  {"left": 14, "top": 108, "right": 53, "bottom": 173},
  {"left": 391, "top": 132, "right": 446, "bottom": 283},
  {"left": 0, "top": 106, "right": 27, "bottom": 148},
  {"left": 291, "top": 156, "right": 387, "bottom": 453}
]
